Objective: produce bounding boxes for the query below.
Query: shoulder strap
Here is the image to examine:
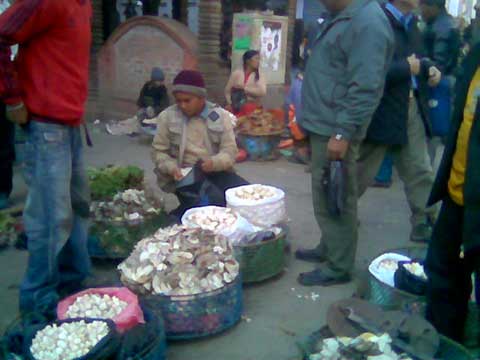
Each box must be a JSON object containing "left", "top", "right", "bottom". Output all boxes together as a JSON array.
[
  {"left": 203, "top": 125, "right": 214, "bottom": 156},
  {"left": 178, "top": 118, "right": 188, "bottom": 167}
]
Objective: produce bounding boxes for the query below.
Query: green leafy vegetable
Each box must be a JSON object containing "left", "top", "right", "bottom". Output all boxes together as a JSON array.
[{"left": 88, "top": 165, "right": 144, "bottom": 201}]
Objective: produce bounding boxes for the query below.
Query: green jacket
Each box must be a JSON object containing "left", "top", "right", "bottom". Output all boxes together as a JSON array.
[{"left": 300, "top": 0, "right": 394, "bottom": 141}]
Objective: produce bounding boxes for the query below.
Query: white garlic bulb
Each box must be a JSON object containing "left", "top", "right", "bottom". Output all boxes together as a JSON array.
[
  {"left": 403, "top": 262, "right": 427, "bottom": 280},
  {"left": 30, "top": 320, "right": 109, "bottom": 360},
  {"left": 234, "top": 185, "right": 276, "bottom": 201},
  {"left": 65, "top": 294, "right": 128, "bottom": 320}
]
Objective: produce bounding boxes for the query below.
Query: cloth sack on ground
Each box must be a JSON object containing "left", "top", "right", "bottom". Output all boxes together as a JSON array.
[
  {"left": 369, "top": 253, "right": 411, "bottom": 288},
  {"left": 181, "top": 206, "right": 258, "bottom": 245},
  {"left": 226, "top": 184, "right": 286, "bottom": 228},
  {"left": 105, "top": 117, "right": 140, "bottom": 136},
  {"left": 57, "top": 287, "right": 145, "bottom": 334}
]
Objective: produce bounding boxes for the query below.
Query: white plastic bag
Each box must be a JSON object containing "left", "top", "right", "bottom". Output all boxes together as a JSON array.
[
  {"left": 369, "top": 253, "right": 412, "bottom": 288},
  {"left": 181, "top": 206, "right": 257, "bottom": 245},
  {"left": 225, "top": 184, "right": 286, "bottom": 228}
]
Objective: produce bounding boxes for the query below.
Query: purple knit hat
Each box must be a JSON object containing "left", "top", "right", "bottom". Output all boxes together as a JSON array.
[{"left": 172, "top": 70, "right": 207, "bottom": 97}]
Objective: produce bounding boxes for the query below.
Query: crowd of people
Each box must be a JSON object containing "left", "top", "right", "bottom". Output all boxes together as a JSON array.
[
  {"left": 0, "top": 0, "right": 479, "bottom": 348},
  {"left": 294, "top": 0, "right": 480, "bottom": 344}
]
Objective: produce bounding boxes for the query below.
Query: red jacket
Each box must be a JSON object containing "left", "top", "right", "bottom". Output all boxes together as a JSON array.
[{"left": 0, "top": 0, "right": 92, "bottom": 126}]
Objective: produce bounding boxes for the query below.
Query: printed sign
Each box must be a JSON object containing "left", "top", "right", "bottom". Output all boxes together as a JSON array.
[{"left": 233, "top": 15, "right": 253, "bottom": 50}]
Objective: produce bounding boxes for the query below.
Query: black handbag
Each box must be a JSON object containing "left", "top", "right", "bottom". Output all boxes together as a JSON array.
[
  {"left": 231, "top": 88, "right": 247, "bottom": 113},
  {"left": 173, "top": 164, "right": 224, "bottom": 218},
  {"left": 322, "top": 161, "right": 346, "bottom": 217}
]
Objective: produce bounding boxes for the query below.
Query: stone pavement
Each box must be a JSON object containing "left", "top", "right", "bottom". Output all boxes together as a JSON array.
[{"left": 0, "top": 125, "right": 417, "bottom": 360}]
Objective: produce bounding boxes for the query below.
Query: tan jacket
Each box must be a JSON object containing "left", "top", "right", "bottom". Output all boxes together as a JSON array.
[
  {"left": 225, "top": 68, "right": 267, "bottom": 106},
  {"left": 151, "top": 102, "right": 238, "bottom": 192}
]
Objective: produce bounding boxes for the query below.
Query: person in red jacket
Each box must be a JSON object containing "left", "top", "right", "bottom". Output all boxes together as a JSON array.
[{"left": 0, "top": 0, "right": 93, "bottom": 318}]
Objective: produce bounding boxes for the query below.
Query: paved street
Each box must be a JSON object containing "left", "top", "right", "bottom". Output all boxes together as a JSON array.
[{"left": 0, "top": 125, "right": 417, "bottom": 360}]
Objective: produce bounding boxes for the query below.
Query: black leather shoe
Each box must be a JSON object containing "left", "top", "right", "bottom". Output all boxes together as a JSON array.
[
  {"left": 295, "top": 248, "right": 327, "bottom": 263},
  {"left": 297, "top": 269, "right": 351, "bottom": 286}
]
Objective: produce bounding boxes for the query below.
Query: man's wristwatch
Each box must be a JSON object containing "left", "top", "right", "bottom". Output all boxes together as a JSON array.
[{"left": 334, "top": 134, "right": 343, "bottom": 141}]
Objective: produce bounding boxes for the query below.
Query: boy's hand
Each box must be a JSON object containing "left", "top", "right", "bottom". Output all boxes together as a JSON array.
[
  {"left": 201, "top": 159, "right": 215, "bottom": 173},
  {"left": 172, "top": 168, "right": 183, "bottom": 181},
  {"left": 146, "top": 106, "right": 155, "bottom": 119}
]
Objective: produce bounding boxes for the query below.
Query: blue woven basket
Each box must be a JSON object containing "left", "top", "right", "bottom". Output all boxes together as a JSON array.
[
  {"left": 237, "top": 134, "right": 281, "bottom": 161},
  {"left": 141, "top": 275, "right": 243, "bottom": 340}
]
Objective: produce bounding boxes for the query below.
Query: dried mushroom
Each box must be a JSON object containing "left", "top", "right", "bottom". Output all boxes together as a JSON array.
[
  {"left": 90, "top": 189, "right": 161, "bottom": 224},
  {"left": 118, "top": 225, "right": 239, "bottom": 296},
  {"left": 184, "top": 206, "right": 238, "bottom": 233},
  {"left": 309, "top": 333, "right": 413, "bottom": 360}
]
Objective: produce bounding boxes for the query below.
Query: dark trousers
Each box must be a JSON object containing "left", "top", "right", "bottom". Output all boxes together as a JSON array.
[
  {"left": 173, "top": 171, "right": 249, "bottom": 218},
  {"left": 425, "top": 196, "right": 472, "bottom": 342},
  {"left": 0, "top": 104, "right": 15, "bottom": 196}
]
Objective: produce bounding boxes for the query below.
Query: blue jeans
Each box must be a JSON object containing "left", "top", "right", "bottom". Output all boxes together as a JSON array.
[
  {"left": 375, "top": 153, "right": 393, "bottom": 184},
  {"left": 20, "top": 121, "right": 91, "bottom": 316}
]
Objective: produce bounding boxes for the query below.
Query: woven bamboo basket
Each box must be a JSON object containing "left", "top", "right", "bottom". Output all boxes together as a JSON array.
[
  {"left": 234, "top": 230, "right": 286, "bottom": 284},
  {"left": 141, "top": 275, "right": 243, "bottom": 340}
]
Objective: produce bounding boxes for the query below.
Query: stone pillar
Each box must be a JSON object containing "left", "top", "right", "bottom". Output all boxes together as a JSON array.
[
  {"left": 286, "top": 0, "right": 297, "bottom": 83},
  {"left": 198, "top": 0, "right": 229, "bottom": 104},
  {"left": 87, "top": 0, "right": 104, "bottom": 119}
]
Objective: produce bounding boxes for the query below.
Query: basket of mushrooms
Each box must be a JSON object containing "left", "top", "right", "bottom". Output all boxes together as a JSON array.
[
  {"left": 181, "top": 205, "right": 287, "bottom": 283},
  {"left": 88, "top": 189, "right": 167, "bottom": 260},
  {"left": 118, "top": 225, "right": 243, "bottom": 340}
]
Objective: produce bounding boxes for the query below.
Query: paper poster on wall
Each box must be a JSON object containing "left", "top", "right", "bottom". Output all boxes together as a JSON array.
[
  {"left": 260, "top": 21, "right": 282, "bottom": 72},
  {"left": 234, "top": 15, "right": 253, "bottom": 50}
]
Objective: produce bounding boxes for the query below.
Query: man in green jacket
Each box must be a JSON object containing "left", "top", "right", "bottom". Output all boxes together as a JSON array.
[{"left": 296, "top": 0, "right": 394, "bottom": 286}]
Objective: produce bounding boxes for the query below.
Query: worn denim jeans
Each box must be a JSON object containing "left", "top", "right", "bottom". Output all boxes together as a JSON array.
[{"left": 20, "top": 121, "right": 91, "bottom": 316}]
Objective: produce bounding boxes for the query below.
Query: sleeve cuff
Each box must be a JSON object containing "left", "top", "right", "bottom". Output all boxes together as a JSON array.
[
  {"left": 158, "top": 160, "right": 177, "bottom": 177},
  {"left": 211, "top": 153, "right": 235, "bottom": 172},
  {"left": 333, "top": 125, "right": 356, "bottom": 141}
]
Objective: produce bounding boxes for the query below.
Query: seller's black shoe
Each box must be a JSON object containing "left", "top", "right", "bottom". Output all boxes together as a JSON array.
[
  {"left": 295, "top": 248, "right": 326, "bottom": 263},
  {"left": 410, "top": 223, "right": 433, "bottom": 243},
  {"left": 297, "top": 269, "right": 351, "bottom": 287}
]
